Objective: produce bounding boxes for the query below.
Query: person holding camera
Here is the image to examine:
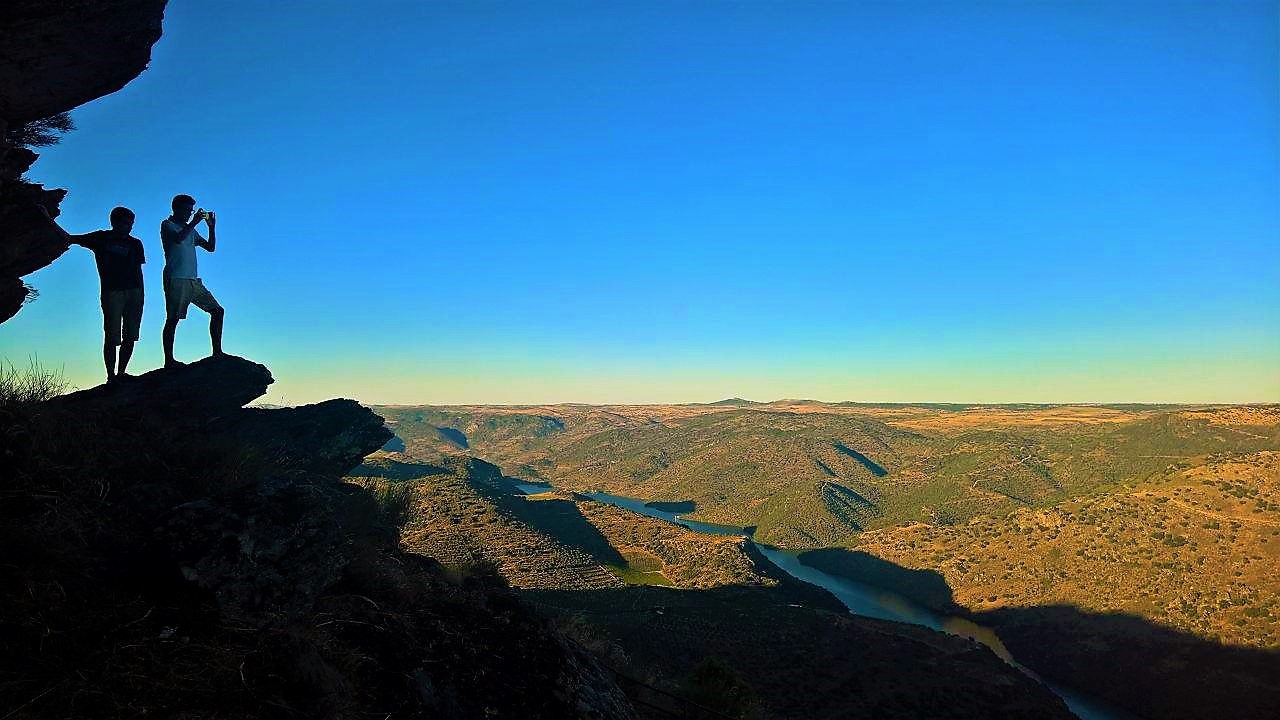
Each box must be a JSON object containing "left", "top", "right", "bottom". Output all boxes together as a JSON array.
[{"left": 161, "top": 193, "right": 225, "bottom": 368}]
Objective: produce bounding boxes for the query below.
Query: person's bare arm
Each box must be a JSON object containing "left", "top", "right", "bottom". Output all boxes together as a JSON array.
[
  {"left": 34, "top": 204, "right": 98, "bottom": 248},
  {"left": 195, "top": 212, "right": 216, "bottom": 252}
]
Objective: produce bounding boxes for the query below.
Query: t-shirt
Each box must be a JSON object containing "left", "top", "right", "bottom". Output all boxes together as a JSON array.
[
  {"left": 160, "top": 218, "right": 205, "bottom": 279},
  {"left": 79, "top": 230, "right": 145, "bottom": 293}
]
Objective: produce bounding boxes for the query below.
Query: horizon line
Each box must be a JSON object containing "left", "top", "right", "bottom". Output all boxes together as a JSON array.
[{"left": 354, "top": 398, "right": 1280, "bottom": 409}]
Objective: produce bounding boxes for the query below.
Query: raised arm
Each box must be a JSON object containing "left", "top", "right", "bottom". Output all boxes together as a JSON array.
[
  {"left": 33, "top": 204, "right": 98, "bottom": 248},
  {"left": 162, "top": 213, "right": 206, "bottom": 246},
  {"left": 195, "top": 212, "right": 216, "bottom": 252}
]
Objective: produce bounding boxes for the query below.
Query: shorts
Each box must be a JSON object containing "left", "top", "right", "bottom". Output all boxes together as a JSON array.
[
  {"left": 164, "top": 277, "right": 222, "bottom": 320},
  {"left": 102, "top": 288, "right": 143, "bottom": 346}
]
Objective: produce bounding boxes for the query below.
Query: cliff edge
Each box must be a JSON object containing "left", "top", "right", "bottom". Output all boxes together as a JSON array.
[{"left": 0, "top": 355, "right": 634, "bottom": 719}]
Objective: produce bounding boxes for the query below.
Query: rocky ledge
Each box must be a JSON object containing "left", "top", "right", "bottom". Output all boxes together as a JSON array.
[{"left": 0, "top": 355, "right": 634, "bottom": 719}]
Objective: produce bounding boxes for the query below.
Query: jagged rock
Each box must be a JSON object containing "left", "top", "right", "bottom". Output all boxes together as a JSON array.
[
  {"left": 44, "top": 354, "right": 276, "bottom": 422},
  {"left": 0, "top": 187, "right": 69, "bottom": 322},
  {"left": 159, "top": 397, "right": 394, "bottom": 618},
  {"left": 0, "top": 146, "right": 37, "bottom": 178},
  {"left": 40, "top": 355, "right": 392, "bottom": 620},
  {"left": 0, "top": 0, "right": 168, "bottom": 324},
  {"left": 223, "top": 400, "right": 395, "bottom": 478},
  {"left": 0, "top": 277, "right": 30, "bottom": 323},
  {"left": 557, "top": 643, "right": 637, "bottom": 720}
]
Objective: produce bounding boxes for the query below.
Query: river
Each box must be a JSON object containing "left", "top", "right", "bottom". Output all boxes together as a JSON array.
[{"left": 515, "top": 482, "right": 1139, "bottom": 720}]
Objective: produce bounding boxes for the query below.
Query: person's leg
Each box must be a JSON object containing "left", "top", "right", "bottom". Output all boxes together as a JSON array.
[
  {"left": 163, "top": 278, "right": 187, "bottom": 368},
  {"left": 210, "top": 306, "right": 224, "bottom": 356},
  {"left": 163, "top": 318, "right": 182, "bottom": 368},
  {"left": 189, "top": 280, "right": 225, "bottom": 358},
  {"left": 101, "top": 292, "right": 123, "bottom": 382},
  {"left": 103, "top": 342, "right": 116, "bottom": 382},
  {"left": 118, "top": 340, "right": 135, "bottom": 376},
  {"left": 118, "top": 289, "right": 142, "bottom": 377}
]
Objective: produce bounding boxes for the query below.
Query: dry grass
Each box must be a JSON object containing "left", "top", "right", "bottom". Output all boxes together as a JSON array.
[{"left": 0, "top": 359, "right": 68, "bottom": 410}]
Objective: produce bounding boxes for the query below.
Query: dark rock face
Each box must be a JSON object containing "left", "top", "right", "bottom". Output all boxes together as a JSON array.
[
  {"left": 0, "top": 182, "right": 69, "bottom": 323},
  {"left": 0, "top": 0, "right": 167, "bottom": 124},
  {"left": 2, "top": 356, "right": 635, "bottom": 719},
  {"left": 22, "top": 354, "right": 389, "bottom": 620},
  {"left": 0, "top": 0, "right": 168, "bottom": 323}
]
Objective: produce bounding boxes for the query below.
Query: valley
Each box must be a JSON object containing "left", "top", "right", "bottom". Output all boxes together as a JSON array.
[{"left": 368, "top": 400, "right": 1280, "bottom": 719}]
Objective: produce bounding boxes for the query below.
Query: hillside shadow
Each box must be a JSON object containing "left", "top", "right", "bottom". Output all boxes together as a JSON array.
[
  {"left": 494, "top": 493, "right": 626, "bottom": 567},
  {"left": 800, "top": 548, "right": 958, "bottom": 612},
  {"left": 983, "top": 604, "right": 1280, "bottom": 720},
  {"left": 794, "top": 548, "right": 1280, "bottom": 720},
  {"left": 523, "top": 583, "right": 1075, "bottom": 720},
  {"left": 818, "top": 482, "right": 881, "bottom": 530},
  {"left": 352, "top": 457, "right": 450, "bottom": 480},
  {"left": 832, "top": 441, "right": 888, "bottom": 476},
  {"left": 814, "top": 458, "right": 838, "bottom": 476}
]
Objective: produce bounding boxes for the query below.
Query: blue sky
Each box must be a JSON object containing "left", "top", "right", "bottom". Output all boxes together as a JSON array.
[{"left": 3, "top": 0, "right": 1277, "bottom": 404}]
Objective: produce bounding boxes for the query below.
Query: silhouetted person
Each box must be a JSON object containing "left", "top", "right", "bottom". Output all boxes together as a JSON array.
[
  {"left": 161, "top": 194, "right": 224, "bottom": 368},
  {"left": 38, "top": 205, "right": 146, "bottom": 383}
]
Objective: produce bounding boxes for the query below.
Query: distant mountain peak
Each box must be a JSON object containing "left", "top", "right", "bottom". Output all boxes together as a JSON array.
[{"left": 708, "top": 397, "right": 762, "bottom": 406}]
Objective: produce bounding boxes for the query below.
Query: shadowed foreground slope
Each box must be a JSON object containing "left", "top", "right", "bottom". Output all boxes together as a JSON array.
[
  {"left": 802, "top": 548, "right": 1280, "bottom": 720},
  {"left": 0, "top": 356, "right": 633, "bottom": 719},
  {"left": 528, "top": 585, "right": 1075, "bottom": 720},
  {"left": 363, "top": 450, "right": 1075, "bottom": 720}
]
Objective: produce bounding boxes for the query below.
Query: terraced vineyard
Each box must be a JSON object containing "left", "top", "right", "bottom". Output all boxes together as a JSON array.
[
  {"left": 348, "top": 454, "right": 624, "bottom": 590},
  {"left": 575, "top": 500, "right": 787, "bottom": 589}
]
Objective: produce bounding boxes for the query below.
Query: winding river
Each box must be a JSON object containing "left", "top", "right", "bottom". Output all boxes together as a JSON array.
[{"left": 515, "top": 483, "right": 1138, "bottom": 720}]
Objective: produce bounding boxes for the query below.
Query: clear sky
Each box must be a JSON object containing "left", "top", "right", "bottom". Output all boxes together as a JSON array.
[{"left": 2, "top": 1, "right": 1277, "bottom": 405}]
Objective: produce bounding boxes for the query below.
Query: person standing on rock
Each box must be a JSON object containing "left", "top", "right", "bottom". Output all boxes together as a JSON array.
[
  {"left": 161, "top": 194, "right": 225, "bottom": 368},
  {"left": 37, "top": 205, "right": 146, "bottom": 383}
]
